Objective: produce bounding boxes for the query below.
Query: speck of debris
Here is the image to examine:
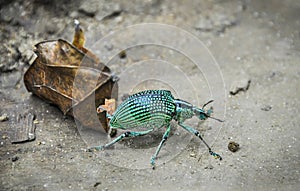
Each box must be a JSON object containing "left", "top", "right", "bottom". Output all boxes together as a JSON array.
[
  {"left": 56, "top": 144, "right": 63, "bottom": 149},
  {"left": 261, "top": 105, "right": 272, "bottom": 111},
  {"left": 228, "top": 141, "right": 240, "bottom": 152},
  {"left": 230, "top": 78, "right": 251, "bottom": 95},
  {"left": 78, "top": 1, "right": 98, "bottom": 17},
  {"left": 38, "top": 141, "right": 46, "bottom": 145},
  {"left": 119, "top": 50, "right": 127, "bottom": 59},
  {"left": 11, "top": 156, "right": 19, "bottom": 162},
  {"left": 94, "top": 182, "right": 101, "bottom": 187},
  {"left": 0, "top": 114, "right": 9, "bottom": 122},
  {"left": 2, "top": 135, "right": 8, "bottom": 139},
  {"left": 204, "top": 164, "right": 214, "bottom": 169}
]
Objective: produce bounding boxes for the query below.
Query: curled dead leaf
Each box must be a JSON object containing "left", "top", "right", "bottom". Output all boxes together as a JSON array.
[{"left": 24, "top": 21, "right": 118, "bottom": 133}]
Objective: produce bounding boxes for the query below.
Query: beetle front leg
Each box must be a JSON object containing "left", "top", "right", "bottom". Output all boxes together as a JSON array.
[
  {"left": 178, "top": 122, "right": 222, "bottom": 160},
  {"left": 87, "top": 129, "right": 154, "bottom": 151}
]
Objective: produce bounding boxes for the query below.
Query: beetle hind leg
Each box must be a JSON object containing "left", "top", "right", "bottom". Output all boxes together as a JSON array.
[{"left": 87, "top": 129, "right": 154, "bottom": 152}]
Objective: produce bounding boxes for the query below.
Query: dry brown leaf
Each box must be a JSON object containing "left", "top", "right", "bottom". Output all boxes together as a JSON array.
[{"left": 23, "top": 21, "right": 118, "bottom": 133}]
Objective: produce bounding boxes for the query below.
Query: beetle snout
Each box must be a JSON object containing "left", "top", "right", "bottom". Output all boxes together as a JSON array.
[{"left": 198, "top": 112, "right": 208, "bottom": 120}]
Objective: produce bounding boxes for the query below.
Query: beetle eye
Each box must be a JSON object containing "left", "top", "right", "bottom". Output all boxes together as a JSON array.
[{"left": 199, "top": 113, "right": 207, "bottom": 120}]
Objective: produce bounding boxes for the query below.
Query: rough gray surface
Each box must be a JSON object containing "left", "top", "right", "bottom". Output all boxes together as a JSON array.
[{"left": 0, "top": 0, "right": 299, "bottom": 190}]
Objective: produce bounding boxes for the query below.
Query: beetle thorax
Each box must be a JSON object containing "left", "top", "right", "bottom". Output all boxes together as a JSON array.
[{"left": 174, "top": 99, "right": 194, "bottom": 123}]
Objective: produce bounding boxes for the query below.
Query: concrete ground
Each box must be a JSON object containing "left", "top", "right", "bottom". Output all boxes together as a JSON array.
[{"left": 0, "top": 0, "right": 299, "bottom": 190}]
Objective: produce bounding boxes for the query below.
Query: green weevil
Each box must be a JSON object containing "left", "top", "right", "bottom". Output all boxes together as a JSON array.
[{"left": 89, "top": 90, "right": 223, "bottom": 169}]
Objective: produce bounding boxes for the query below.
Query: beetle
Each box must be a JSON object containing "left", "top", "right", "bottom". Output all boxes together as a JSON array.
[{"left": 88, "top": 90, "right": 223, "bottom": 169}]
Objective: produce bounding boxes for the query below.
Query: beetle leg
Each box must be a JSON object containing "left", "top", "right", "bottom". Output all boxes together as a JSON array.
[
  {"left": 150, "top": 124, "right": 171, "bottom": 169},
  {"left": 88, "top": 129, "right": 153, "bottom": 151},
  {"left": 178, "top": 123, "right": 222, "bottom": 160}
]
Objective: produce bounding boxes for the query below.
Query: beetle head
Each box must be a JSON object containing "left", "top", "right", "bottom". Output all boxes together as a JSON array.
[{"left": 193, "top": 100, "right": 224, "bottom": 122}]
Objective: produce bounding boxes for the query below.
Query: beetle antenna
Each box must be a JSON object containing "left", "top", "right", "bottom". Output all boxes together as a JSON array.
[
  {"left": 202, "top": 100, "right": 214, "bottom": 109},
  {"left": 208, "top": 116, "right": 224, "bottom": 122}
]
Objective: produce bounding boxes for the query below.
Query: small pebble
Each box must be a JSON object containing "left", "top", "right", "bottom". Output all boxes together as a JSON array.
[
  {"left": 78, "top": 1, "right": 98, "bottom": 17},
  {"left": 230, "top": 78, "right": 251, "bottom": 95},
  {"left": 38, "top": 141, "right": 46, "bottom": 145},
  {"left": 204, "top": 164, "right": 214, "bottom": 169},
  {"left": 94, "top": 182, "right": 101, "bottom": 187},
  {"left": 12, "top": 156, "right": 19, "bottom": 162},
  {"left": 119, "top": 50, "right": 127, "bottom": 59},
  {"left": 0, "top": 114, "right": 9, "bottom": 122},
  {"left": 228, "top": 141, "right": 240, "bottom": 152},
  {"left": 261, "top": 105, "right": 272, "bottom": 111}
]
